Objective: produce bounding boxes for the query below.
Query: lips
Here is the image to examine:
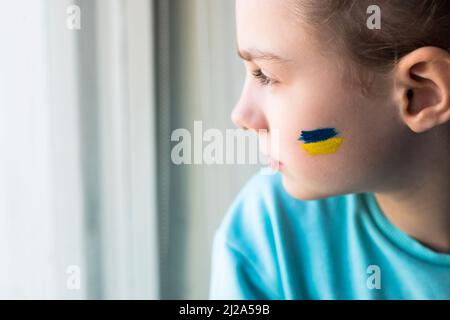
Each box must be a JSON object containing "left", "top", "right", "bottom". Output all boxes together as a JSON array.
[
  {"left": 259, "top": 135, "right": 283, "bottom": 170},
  {"left": 268, "top": 157, "right": 283, "bottom": 171}
]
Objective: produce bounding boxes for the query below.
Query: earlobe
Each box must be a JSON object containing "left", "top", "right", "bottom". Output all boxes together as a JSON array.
[{"left": 394, "top": 47, "right": 450, "bottom": 133}]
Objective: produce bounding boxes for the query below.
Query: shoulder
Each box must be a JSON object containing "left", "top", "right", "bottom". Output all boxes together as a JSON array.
[
  {"left": 210, "top": 172, "right": 366, "bottom": 299},
  {"left": 215, "top": 172, "right": 286, "bottom": 245},
  {"left": 216, "top": 172, "right": 358, "bottom": 247}
]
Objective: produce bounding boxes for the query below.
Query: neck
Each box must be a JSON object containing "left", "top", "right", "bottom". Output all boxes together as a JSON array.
[{"left": 374, "top": 131, "right": 450, "bottom": 254}]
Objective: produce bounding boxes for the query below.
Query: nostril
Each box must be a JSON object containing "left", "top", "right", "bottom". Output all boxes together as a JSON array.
[{"left": 407, "top": 89, "right": 414, "bottom": 100}]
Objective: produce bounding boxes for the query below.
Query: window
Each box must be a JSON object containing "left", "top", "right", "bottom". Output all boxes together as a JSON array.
[{"left": 0, "top": 0, "right": 255, "bottom": 299}]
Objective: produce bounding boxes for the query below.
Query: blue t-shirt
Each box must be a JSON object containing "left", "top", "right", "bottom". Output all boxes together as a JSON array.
[{"left": 209, "top": 173, "right": 450, "bottom": 299}]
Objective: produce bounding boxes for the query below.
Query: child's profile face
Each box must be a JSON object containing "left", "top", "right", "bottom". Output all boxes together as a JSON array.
[{"left": 233, "top": 0, "right": 415, "bottom": 200}]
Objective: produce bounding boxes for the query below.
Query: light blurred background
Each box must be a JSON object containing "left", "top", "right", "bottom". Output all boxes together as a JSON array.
[{"left": 0, "top": 0, "right": 261, "bottom": 299}]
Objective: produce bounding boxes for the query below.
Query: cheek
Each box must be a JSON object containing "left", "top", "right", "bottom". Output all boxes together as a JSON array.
[
  {"left": 269, "top": 92, "right": 402, "bottom": 199},
  {"left": 277, "top": 128, "right": 373, "bottom": 199},
  {"left": 269, "top": 89, "right": 350, "bottom": 165}
]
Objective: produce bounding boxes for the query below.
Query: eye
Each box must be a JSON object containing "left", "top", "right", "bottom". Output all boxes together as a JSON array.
[{"left": 252, "top": 69, "right": 276, "bottom": 86}]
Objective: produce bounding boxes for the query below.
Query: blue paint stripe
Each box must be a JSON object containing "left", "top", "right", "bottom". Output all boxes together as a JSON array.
[{"left": 299, "top": 128, "right": 338, "bottom": 143}]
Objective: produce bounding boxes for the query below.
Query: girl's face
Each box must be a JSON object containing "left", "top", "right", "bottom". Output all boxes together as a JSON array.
[{"left": 233, "top": 0, "right": 415, "bottom": 200}]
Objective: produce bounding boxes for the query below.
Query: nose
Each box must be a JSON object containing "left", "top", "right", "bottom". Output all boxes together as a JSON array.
[{"left": 231, "top": 88, "right": 268, "bottom": 132}]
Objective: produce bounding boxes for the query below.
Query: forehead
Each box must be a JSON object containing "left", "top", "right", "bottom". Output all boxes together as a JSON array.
[{"left": 235, "top": 0, "right": 313, "bottom": 63}]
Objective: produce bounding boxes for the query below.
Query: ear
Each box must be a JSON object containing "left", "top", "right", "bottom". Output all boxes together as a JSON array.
[{"left": 394, "top": 47, "right": 450, "bottom": 133}]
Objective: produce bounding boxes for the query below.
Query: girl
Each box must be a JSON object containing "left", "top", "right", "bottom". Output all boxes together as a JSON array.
[{"left": 209, "top": 0, "right": 450, "bottom": 299}]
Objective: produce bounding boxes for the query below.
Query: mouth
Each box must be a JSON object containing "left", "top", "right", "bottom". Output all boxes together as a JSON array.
[
  {"left": 258, "top": 137, "right": 283, "bottom": 171},
  {"left": 267, "top": 157, "right": 284, "bottom": 171}
]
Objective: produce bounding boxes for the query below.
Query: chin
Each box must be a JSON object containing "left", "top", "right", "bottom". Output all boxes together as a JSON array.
[{"left": 281, "top": 175, "right": 341, "bottom": 201}]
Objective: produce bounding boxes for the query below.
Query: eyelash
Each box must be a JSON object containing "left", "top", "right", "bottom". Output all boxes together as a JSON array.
[{"left": 252, "top": 69, "right": 275, "bottom": 86}]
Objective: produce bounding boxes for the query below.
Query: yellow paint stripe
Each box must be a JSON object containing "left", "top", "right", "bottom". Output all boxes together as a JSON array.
[{"left": 301, "top": 137, "right": 344, "bottom": 156}]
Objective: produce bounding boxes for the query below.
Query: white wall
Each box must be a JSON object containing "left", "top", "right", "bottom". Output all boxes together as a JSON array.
[
  {"left": 0, "top": 0, "right": 250, "bottom": 299},
  {"left": 155, "top": 0, "right": 259, "bottom": 299},
  {"left": 0, "top": 0, "right": 86, "bottom": 299},
  {"left": 0, "top": 0, "right": 159, "bottom": 299}
]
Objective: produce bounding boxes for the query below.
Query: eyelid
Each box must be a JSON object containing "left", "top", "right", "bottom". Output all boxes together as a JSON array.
[
  {"left": 252, "top": 69, "right": 271, "bottom": 85},
  {"left": 251, "top": 68, "right": 279, "bottom": 86}
]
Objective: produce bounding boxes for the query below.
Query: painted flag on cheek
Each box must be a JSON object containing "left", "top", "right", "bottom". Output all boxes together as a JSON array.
[{"left": 299, "top": 128, "right": 344, "bottom": 156}]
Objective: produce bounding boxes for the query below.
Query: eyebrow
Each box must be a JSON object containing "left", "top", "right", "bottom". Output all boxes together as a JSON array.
[{"left": 237, "top": 48, "right": 288, "bottom": 63}]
